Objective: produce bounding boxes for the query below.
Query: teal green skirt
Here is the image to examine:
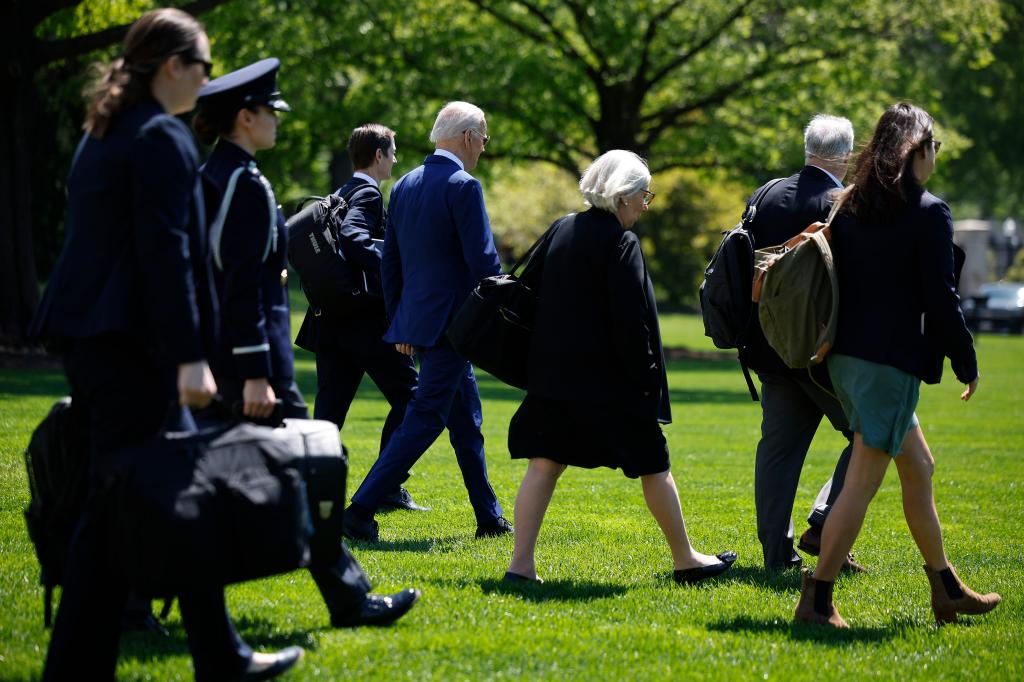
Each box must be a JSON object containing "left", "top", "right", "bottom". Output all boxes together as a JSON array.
[{"left": 827, "top": 353, "right": 920, "bottom": 457}]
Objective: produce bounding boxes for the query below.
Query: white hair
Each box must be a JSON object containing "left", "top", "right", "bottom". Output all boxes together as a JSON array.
[
  {"left": 804, "top": 114, "right": 854, "bottom": 161},
  {"left": 578, "top": 150, "right": 651, "bottom": 211},
  {"left": 429, "top": 101, "right": 486, "bottom": 143}
]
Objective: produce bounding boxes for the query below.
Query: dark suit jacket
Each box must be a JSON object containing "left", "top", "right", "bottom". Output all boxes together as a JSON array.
[
  {"left": 200, "top": 139, "right": 293, "bottom": 381},
  {"left": 31, "top": 97, "right": 215, "bottom": 365},
  {"left": 381, "top": 154, "right": 501, "bottom": 347},
  {"left": 294, "top": 176, "right": 387, "bottom": 352},
  {"left": 527, "top": 207, "right": 671, "bottom": 423},
  {"left": 746, "top": 165, "right": 840, "bottom": 373},
  {"left": 831, "top": 188, "right": 977, "bottom": 385}
]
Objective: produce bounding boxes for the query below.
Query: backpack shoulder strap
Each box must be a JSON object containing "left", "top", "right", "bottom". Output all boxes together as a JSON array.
[{"left": 742, "top": 177, "right": 786, "bottom": 226}]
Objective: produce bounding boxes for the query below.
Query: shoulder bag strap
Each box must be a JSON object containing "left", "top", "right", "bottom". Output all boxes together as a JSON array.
[{"left": 509, "top": 213, "right": 575, "bottom": 277}]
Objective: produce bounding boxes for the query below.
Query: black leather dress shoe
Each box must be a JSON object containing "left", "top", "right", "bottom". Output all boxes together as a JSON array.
[
  {"left": 241, "top": 646, "right": 303, "bottom": 681},
  {"left": 331, "top": 588, "right": 421, "bottom": 627},
  {"left": 378, "top": 487, "right": 431, "bottom": 511},
  {"left": 673, "top": 551, "right": 738, "bottom": 585},
  {"left": 342, "top": 508, "right": 379, "bottom": 542},
  {"left": 476, "top": 516, "right": 513, "bottom": 539},
  {"left": 503, "top": 571, "right": 544, "bottom": 584},
  {"left": 799, "top": 526, "right": 868, "bottom": 573}
]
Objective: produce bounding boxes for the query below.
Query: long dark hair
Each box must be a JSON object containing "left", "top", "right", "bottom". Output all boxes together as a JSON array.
[
  {"left": 841, "top": 102, "right": 934, "bottom": 223},
  {"left": 83, "top": 8, "right": 204, "bottom": 138},
  {"left": 192, "top": 106, "right": 238, "bottom": 146}
]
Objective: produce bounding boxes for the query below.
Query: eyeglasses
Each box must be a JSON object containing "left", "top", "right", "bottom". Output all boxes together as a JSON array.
[
  {"left": 179, "top": 52, "right": 213, "bottom": 77},
  {"left": 641, "top": 189, "right": 655, "bottom": 207},
  {"left": 923, "top": 137, "right": 942, "bottom": 154},
  {"left": 466, "top": 128, "right": 490, "bottom": 145}
]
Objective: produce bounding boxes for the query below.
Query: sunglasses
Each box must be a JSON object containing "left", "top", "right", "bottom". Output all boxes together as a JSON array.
[
  {"left": 177, "top": 51, "right": 213, "bottom": 77},
  {"left": 923, "top": 137, "right": 942, "bottom": 154}
]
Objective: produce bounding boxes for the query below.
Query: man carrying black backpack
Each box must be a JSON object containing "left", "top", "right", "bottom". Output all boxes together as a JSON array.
[
  {"left": 294, "top": 123, "right": 427, "bottom": 512},
  {"left": 745, "top": 114, "right": 867, "bottom": 572}
]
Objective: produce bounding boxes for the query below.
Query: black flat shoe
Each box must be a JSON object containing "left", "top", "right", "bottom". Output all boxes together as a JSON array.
[
  {"left": 331, "top": 588, "right": 421, "bottom": 627},
  {"left": 241, "top": 646, "right": 304, "bottom": 680},
  {"left": 673, "top": 551, "right": 738, "bottom": 585},
  {"left": 503, "top": 571, "right": 544, "bottom": 584}
]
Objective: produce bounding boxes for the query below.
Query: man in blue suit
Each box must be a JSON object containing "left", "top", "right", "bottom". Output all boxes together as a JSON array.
[{"left": 344, "top": 101, "right": 511, "bottom": 542}]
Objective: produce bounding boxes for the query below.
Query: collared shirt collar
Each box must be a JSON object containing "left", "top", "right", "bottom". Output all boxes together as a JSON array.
[
  {"left": 433, "top": 149, "right": 465, "bottom": 170},
  {"left": 352, "top": 171, "right": 379, "bottom": 188},
  {"left": 807, "top": 162, "right": 844, "bottom": 189}
]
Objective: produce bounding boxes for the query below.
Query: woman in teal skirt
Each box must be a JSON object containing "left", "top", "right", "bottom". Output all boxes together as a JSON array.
[{"left": 793, "top": 103, "right": 1001, "bottom": 627}]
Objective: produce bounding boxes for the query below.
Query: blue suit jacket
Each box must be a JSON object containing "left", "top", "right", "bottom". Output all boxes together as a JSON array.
[
  {"left": 381, "top": 155, "right": 500, "bottom": 347},
  {"left": 200, "top": 140, "right": 293, "bottom": 381},
  {"left": 31, "top": 98, "right": 215, "bottom": 366}
]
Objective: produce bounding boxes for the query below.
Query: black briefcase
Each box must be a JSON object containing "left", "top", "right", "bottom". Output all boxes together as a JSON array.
[
  {"left": 447, "top": 214, "right": 573, "bottom": 389},
  {"left": 113, "top": 421, "right": 313, "bottom": 596}
]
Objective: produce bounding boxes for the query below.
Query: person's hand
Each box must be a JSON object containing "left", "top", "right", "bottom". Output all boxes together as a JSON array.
[
  {"left": 395, "top": 343, "right": 415, "bottom": 356},
  {"left": 243, "top": 378, "right": 277, "bottom": 418},
  {"left": 961, "top": 376, "right": 979, "bottom": 402},
  {"left": 178, "top": 360, "right": 217, "bottom": 408}
]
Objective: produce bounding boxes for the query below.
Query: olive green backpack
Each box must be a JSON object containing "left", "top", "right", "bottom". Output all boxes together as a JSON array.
[{"left": 751, "top": 193, "right": 846, "bottom": 371}]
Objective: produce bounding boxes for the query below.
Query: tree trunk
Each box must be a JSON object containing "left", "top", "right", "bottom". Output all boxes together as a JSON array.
[{"left": 0, "top": 6, "right": 40, "bottom": 347}]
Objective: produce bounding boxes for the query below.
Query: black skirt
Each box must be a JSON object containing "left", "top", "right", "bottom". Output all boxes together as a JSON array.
[{"left": 508, "top": 394, "right": 670, "bottom": 479}]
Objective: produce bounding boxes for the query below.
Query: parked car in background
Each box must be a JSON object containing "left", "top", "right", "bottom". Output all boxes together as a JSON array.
[{"left": 963, "top": 282, "right": 1024, "bottom": 334}]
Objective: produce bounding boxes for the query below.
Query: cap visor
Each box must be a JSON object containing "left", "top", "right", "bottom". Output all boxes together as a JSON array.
[{"left": 268, "top": 97, "right": 291, "bottom": 112}]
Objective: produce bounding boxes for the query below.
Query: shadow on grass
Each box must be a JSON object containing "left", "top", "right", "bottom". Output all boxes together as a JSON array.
[
  {"left": 709, "top": 566, "right": 804, "bottom": 592},
  {"left": 119, "top": 616, "right": 313, "bottom": 666},
  {"left": 346, "top": 536, "right": 460, "bottom": 553},
  {"left": 479, "top": 577, "right": 629, "bottom": 602},
  {"left": 708, "top": 615, "right": 908, "bottom": 644}
]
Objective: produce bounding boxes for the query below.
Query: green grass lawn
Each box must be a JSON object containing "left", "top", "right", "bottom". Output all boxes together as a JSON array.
[{"left": 1, "top": 314, "right": 1021, "bottom": 680}]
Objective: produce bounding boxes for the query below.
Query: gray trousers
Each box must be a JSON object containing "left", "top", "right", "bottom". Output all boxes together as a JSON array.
[{"left": 754, "top": 370, "right": 853, "bottom": 569}]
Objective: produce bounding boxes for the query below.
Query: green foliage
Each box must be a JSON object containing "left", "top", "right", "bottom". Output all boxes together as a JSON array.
[
  {"left": 639, "top": 169, "right": 748, "bottom": 310},
  {"left": 2, "top": 316, "right": 1022, "bottom": 679},
  {"left": 1004, "top": 247, "right": 1024, "bottom": 282}
]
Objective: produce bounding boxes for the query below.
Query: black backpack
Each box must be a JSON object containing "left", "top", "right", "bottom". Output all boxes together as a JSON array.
[
  {"left": 23, "top": 398, "right": 177, "bottom": 626},
  {"left": 23, "top": 398, "right": 89, "bottom": 626},
  {"left": 286, "top": 186, "right": 383, "bottom": 318},
  {"left": 699, "top": 178, "right": 784, "bottom": 401}
]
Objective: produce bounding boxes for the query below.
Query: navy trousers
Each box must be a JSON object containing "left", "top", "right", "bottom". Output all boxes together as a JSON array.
[
  {"left": 312, "top": 322, "right": 417, "bottom": 461},
  {"left": 350, "top": 340, "right": 502, "bottom": 524},
  {"left": 44, "top": 334, "right": 250, "bottom": 682}
]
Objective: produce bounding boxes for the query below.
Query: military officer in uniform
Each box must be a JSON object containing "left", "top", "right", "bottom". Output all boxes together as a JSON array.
[{"left": 193, "top": 58, "right": 420, "bottom": 627}]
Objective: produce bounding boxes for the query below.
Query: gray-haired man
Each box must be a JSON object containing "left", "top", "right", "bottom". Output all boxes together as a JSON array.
[{"left": 746, "top": 114, "right": 867, "bottom": 572}]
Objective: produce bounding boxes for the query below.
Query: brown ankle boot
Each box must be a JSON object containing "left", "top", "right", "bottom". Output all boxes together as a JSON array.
[
  {"left": 923, "top": 564, "right": 1001, "bottom": 624},
  {"left": 794, "top": 568, "right": 849, "bottom": 628}
]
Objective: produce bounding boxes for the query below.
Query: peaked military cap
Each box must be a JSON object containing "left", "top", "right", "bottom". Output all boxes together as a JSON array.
[{"left": 197, "top": 57, "right": 290, "bottom": 114}]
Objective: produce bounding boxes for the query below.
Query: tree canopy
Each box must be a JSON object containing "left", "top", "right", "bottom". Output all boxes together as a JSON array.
[{"left": 2, "top": 0, "right": 1019, "bottom": 344}]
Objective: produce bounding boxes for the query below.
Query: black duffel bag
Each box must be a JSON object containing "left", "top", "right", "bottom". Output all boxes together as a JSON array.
[
  {"left": 112, "top": 420, "right": 313, "bottom": 596},
  {"left": 447, "top": 214, "right": 573, "bottom": 389}
]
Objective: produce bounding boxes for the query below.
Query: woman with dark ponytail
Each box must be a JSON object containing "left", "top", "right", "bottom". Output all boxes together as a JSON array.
[
  {"left": 793, "top": 103, "right": 1001, "bottom": 628},
  {"left": 32, "top": 8, "right": 301, "bottom": 680}
]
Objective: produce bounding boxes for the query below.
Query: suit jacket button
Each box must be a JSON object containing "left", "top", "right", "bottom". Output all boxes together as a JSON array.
[{"left": 280, "top": 268, "right": 288, "bottom": 286}]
